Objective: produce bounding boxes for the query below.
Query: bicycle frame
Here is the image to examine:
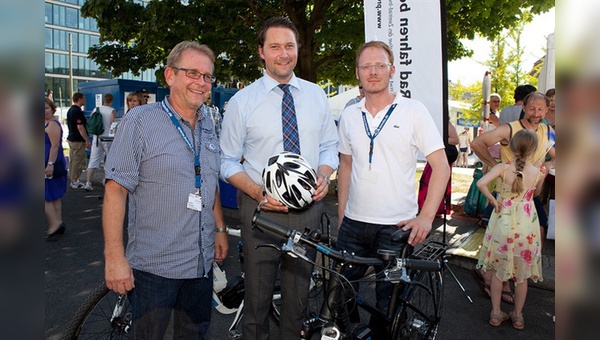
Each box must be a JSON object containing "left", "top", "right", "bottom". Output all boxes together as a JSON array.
[{"left": 252, "top": 209, "right": 444, "bottom": 340}]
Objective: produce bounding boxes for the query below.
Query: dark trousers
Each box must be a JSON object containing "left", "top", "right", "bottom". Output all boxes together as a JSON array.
[
  {"left": 335, "top": 217, "right": 411, "bottom": 340},
  {"left": 239, "top": 193, "right": 322, "bottom": 339},
  {"left": 128, "top": 268, "right": 213, "bottom": 339}
]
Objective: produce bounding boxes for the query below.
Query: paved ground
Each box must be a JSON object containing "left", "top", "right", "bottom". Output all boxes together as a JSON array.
[{"left": 45, "top": 167, "right": 554, "bottom": 339}]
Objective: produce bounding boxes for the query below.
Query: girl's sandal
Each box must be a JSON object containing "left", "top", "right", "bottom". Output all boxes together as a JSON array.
[
  {"left": 489, "top": 311, "right": 509, "bottom": 327},
  {"left": 509, "top": 311, "right": 525, "bottom": 330}
]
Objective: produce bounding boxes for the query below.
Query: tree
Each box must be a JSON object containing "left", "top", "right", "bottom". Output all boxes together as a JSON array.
[
  {"left": 445, "top": 0, "right": 553, "bottom": 60},
  {"left": 81, "top": 0, "right": 554, "bottom": 85},
  {"left": 449, "top": 80, "right": 480, "bottom": 121},
  {"left": 452, "top": 11, "right": 546, "bottom": 125}
]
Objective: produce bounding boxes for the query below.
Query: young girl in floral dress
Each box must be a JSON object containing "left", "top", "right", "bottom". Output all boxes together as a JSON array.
[{"left": 476, "top": 129, "right": 547, "bottom": 330}]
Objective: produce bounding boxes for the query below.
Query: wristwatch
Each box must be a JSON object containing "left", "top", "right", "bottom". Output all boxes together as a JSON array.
[
  {"left": 48, "top": 161, "right": 55, "bottom": 165},
  {"left": 215, "top": 226, "right": 228, "bottom": 233},
  {"left": 318, "top": 173, "right": 330, "bottom": 185}
]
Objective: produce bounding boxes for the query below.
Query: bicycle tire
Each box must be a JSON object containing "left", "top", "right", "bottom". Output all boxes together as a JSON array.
[
  {"left": 269, "top": 285, "right": 282, "bottom": 325},
  {"left": 62, "top": 283, "right": 131, "bottom": 340},
  {"left": 391, "top": 270, "right": 443, "bottom": 340}
]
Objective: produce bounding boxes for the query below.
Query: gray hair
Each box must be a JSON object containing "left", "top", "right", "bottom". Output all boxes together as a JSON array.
[{"left": 166, "top": 41, "right": 215, "bottom": 67}]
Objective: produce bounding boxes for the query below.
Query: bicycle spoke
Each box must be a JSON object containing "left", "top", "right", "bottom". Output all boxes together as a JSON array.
[{"left": 392, "top": 271, "right": 442, "bottom": 340}]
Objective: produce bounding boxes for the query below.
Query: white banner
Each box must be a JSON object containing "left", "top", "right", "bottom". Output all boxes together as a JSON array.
[{"left": 363, "top": 0, "right": 446, "bottom": 136}]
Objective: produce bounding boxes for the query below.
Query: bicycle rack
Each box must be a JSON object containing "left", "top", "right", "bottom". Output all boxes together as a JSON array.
[{"left": 411, "top": 241, "right": 447, "bottom": 262}]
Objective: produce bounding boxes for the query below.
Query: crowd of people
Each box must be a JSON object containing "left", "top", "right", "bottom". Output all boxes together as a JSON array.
[{"left": 44, "top": 16, "right": 555, "bottom": 338}]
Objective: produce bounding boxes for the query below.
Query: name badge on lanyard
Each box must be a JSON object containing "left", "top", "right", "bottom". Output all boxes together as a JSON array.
[
  {"left": 362, "top": 103, "right": 397, "bottom": 170},
  {"left": 187, "top": 193, "right": 203, "bottom": 211},
  {"left": 161, "top": 101, "right": 203, "bottom": 211}
]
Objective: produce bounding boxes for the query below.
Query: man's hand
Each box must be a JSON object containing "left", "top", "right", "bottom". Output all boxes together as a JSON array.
[
  {"left": 397, "top": 215, "right": 433, "bottom": 246},
  {"left": 105, "top": 255, "right": 135, "bottom": 295},
  {"left": 254, "top": 188, "right": 288, "bottom": 212},
  {"left": 312, "top": 174, "right": 330, "bottom": 202},
  {"left": 214, "top": 232, "right": 229, "bottom": 263}
]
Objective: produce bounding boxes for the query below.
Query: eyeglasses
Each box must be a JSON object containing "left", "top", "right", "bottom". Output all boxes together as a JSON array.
[
  {"left": 357, "top": 63, "right": 392, "bottom": 71},
  {"left": 171, "top": 67, "right": 216, "bottom": 83}
]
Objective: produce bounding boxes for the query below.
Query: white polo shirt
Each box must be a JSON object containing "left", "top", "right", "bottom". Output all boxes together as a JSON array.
[{"left": 338, "top": 93, "right": 444, "bottom": 224}]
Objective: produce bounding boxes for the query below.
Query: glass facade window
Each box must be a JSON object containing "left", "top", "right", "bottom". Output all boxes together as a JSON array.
[
  {"left": 55, "top": 5, "right": 66, "bottom": 26},
  {"left": 90, "top": 35, "right": 99, "bottom": 47},
  {"left": 45, "top": 53, "right": 53, "bottom": 73},
  {"left": 53, "top": 29, "right": 64, "bottom": 50},
  {"left": 53, "top": 54, "right": 68, "bottom": 75},
  {"left": 45, "top": 28, "right": 52, "bottom": 49},
  {"left": 72, "top": 33, "right": 79, "bottom": 52},
  {"left": 66, "top": 7, "right": 78, "bottom": 28},
  {"left": 90, "top": 17, "right": 98, "bottom": 32},
  {"left": 78, "top": 34, "right": 85, "bottom": 53},
  {"left": 45, "top": 3, "right": 52, "bottom": 24}
]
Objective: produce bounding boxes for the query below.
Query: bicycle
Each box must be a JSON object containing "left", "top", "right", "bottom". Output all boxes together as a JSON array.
[
  {"left": 62, "top": 222, "right": 327, "bottom": 340},
  {"left": 251, "top": 208, "right": 446, "bottom": 340}
]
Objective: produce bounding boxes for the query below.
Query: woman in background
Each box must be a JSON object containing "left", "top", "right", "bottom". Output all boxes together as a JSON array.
[
  {"left": 124, "top": 92, "right": 145, "bottom": 116},
  {"left": 45, "top": 98, "right": 68, "bottom": 239}
]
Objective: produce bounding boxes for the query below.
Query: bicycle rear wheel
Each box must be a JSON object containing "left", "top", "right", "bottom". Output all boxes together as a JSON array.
[
  {"left": 391, "top": 270, "right": 443, "bottom": 340},
  {"left": 63, "top": 283, "right": 131, "bottom": 340}
]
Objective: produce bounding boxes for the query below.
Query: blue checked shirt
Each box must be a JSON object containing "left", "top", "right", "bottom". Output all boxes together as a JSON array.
[{"left": 105, "top": 98, "right": 220, "bottom": 279}]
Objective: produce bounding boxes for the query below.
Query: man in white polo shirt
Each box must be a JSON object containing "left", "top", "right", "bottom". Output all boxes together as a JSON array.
[{"left": 336, "top": 40, "right": 450, "bottom": 338}]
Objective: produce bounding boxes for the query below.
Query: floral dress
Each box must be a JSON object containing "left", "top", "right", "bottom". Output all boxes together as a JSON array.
[{"left": 476, "top": 166, "right": 543, "bottom": 284}]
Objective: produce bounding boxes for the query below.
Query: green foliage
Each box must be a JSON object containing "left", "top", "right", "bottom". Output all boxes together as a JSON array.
[
  {"left": 444, "top": 0, "right": 554, "bottom": 60},
  {"left": 451, "top": 10, "right": 548, "bottom": 125},
  {"left": 449, "top": 81, "right": 481, "bottom": 121},
  {"left": 81, "top": 0, "right": 554, "bottom": 86}
]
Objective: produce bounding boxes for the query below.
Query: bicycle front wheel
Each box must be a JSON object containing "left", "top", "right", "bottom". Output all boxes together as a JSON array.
[
  {"left": 62, "top": 283, "right": 131, "bottom": 340},
  {"left": 391, "top": 270, "right": 443, "bottom": 340}
]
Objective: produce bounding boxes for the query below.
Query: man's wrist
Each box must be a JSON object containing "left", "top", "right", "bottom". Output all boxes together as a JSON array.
[
  {"left": 215, "top": 226, "right": 228, "bottom": 233},
  {"left": 318, "top": 173, "right": 330, "bottom": 185}
]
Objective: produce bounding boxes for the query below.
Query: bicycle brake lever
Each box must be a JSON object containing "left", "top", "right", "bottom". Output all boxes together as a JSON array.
[{"left": 384, "top": 262, "right": 411, "bottom": 283}]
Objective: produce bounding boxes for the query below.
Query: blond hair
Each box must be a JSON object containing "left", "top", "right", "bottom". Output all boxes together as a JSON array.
[{"left": 509, "top": 129, "right": 538, "bottom": 193}]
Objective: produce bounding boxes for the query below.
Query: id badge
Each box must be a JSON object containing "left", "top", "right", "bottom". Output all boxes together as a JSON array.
[{"left": 187, "top": 193, "right": 203, "bottom": 211}]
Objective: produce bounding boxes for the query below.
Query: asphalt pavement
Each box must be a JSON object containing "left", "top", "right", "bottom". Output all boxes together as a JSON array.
[{"left": 45, "top": 169, "right": 555, "bottom": 339}]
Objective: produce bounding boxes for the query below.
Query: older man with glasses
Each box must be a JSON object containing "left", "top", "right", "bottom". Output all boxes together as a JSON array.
[{"left": 102, "top": 40, "right": 228, "bottom": 339}]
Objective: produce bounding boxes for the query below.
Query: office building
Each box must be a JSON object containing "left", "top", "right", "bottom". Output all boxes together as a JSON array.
[{"left": 45, "top": 0, "right": 156, "bottom": 107}]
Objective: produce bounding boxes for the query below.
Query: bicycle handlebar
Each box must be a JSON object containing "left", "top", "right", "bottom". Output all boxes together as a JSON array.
[{"left": 252, "top": 210, "right": 441, "bottom": 272}]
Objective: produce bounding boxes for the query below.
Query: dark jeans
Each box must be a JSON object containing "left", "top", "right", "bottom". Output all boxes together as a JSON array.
[
  {"left": 128, "top": 268, "right": 213, "bottom": 340},
  {"left": 336, "top": 217, "right": 411, "bottom": 339}
]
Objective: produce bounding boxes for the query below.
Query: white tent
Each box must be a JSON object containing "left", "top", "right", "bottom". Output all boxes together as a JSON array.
[
  {"left": 537, "top": 32, "right": 555, "bottom": 93},
  {"left": 328, "top": 87, "right": 359, "bottom": 121}
]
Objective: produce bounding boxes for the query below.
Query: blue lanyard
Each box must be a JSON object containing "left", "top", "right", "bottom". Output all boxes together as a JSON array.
[
  {"left": 362, "top": 103, "right": 397, "bottom": 169},
  {"left": 161, "top": 100, "right": 202, "bottom": 190}
]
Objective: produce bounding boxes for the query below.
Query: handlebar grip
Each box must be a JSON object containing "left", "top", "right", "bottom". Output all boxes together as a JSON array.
[
  {"left": 405, "top": 259, "right": 441, "bottom": 272},
  {"left": 252, "top": 211, "right": 292, "bottom": 238},
  {"left": 391, "top": 229, "right": 411, "bottom": 243}
]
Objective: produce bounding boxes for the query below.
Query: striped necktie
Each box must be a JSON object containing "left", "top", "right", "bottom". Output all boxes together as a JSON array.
[{"left": 278, "top": 84, "right": 301, "bottom": 154}]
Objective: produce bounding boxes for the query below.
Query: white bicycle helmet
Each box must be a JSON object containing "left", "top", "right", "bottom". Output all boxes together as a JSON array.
[{"left": 262, "top": 152, "right": 318, "bottom": 210}]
